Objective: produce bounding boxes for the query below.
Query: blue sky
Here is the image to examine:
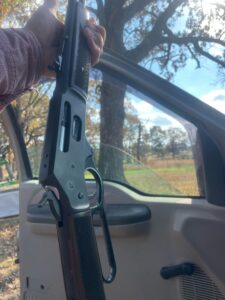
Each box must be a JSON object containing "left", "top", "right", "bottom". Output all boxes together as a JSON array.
[
  {"left": 129, "top": 54, "right": 225, "bottom": 132},
  {"left": 126, "top": 50, "right": 225, "bottom": 132},
  {"left": 159, "top": 56, "right": 225, "bottom": 115},
  {"left": 173, "top": 58, "right": 221, "bottom": 99},
  {"left": 134, "top": 0, "right": 225, "bottom": 121}
]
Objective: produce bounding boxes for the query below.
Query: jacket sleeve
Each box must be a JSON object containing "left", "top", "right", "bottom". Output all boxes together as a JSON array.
[{"left": 0, "top": 28, "right": 43, "bottom": 111}]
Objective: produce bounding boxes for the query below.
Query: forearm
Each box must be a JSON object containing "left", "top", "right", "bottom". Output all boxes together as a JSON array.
[
  {"left": 0, "top": 1, "right": 105, "bottom": 112},
  {"left": 0, "top": 28, "right": 43, "bottom": 110}
]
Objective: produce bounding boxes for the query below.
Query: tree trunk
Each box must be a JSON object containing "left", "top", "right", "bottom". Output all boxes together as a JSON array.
[
  {"left": 0, "top": 167, "right": 3, "bottom": 181},
  {"left": 137, "top": 123, "right": 142, "bottom": 161},
  {"left": 98, "top": 76, "right": 126, "bottom": 182},
  {"left": 5, "top": 162, "right": 14, "bottom": 181},
  {"left": 15, "top": 98, "right": 25, "bottom": 137}
]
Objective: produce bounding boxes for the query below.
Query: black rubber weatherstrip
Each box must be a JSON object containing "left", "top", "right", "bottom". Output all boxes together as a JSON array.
[{"left": 6, "top": 105, "right": 33, "bottom": 179}]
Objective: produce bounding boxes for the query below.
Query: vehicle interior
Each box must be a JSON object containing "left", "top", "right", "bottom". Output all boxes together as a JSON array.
[{"left": 0, "top": 0, "right": 225, "bottom": 299}]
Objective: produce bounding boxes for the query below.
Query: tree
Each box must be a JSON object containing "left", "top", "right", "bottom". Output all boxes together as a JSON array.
[
  {"left": 149, "top": 126, "right": 166, "bottom": 157},
  {"left": 165, "top": 127, "right": 188, "bottom": 158},
  {"left": 0, "top": 0, "right": 38, "bottom": 26},
  {"left": 0, "top": 118, "right": 17, "bottom": 181},
  {"left": 13, "top": 84, "right": 51, "bottom": 147},
  {"left": 86, "top": 72, "right": 102, "bottom": 148},
  {"left": 131, "top": 122, "right": 151, "bottom": 162},
  {"left": 84, "top": 0, "right": 225, "bottom": 179},
  {"left": 123, "top": 100, "right": 140, "bottom": 154},
  {"left": 13, "top": 84, "right": 51, "bottom": 175},
  {"left": 98, "top": 78, "right": 127, "bottom": 180}
]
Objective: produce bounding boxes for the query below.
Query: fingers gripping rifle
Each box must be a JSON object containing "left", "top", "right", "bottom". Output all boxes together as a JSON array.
[{"left": 39, "top": 1, "right": 116, "bottom": 299}]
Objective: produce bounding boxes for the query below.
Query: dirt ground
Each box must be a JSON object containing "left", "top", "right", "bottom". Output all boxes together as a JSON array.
[{"left": 0, "top": 217, "right": 19, "bottom": 300}]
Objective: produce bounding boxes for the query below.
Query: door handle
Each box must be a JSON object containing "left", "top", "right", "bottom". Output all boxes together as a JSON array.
[{"left": 27, "top": 203, "right": 151, "bottom": 226}]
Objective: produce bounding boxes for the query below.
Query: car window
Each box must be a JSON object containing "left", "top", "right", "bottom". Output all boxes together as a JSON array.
[
  {"left": 85, "top": 0, "right": 225, "bottom": 115},
  {"left": 86, "top": 69, "right": 203, "bottom": 197},
  {"left": 14, "top": 67, "right": 203, "bottom": 197}
]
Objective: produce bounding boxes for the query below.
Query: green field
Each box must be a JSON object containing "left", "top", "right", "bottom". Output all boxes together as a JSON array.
[
  {"left": 0, "top": 181, "right": 19, "bottom": 192},
  {"left": 124, "top": 160, "right": 199, "bottom": 196},
  {"left": 0, "top": 160, "right": 199, "bottom": 197},
  {"left": 85, "top": 159, "right": 200, "bottom": 197},
  {"left": 124, "top": 168, "right": 180, "bottom": 195}
]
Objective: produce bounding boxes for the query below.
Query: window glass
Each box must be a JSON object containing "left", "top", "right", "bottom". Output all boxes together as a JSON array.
[
  {"left": 85, "top": 0, "right": 225, "bottom": 115},
  {"left": 16, "top": 69, "right": 203, "bottom": 197},
  {"left": 86, "top": 69, "right": 203, "bottom": 197}
]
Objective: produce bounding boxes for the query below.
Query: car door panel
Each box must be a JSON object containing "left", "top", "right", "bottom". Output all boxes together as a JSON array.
[{"left": 19, "top": 180, "right": 225, "bottom": 300}]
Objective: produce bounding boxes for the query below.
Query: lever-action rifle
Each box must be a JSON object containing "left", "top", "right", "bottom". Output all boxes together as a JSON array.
[{"left": 39, "top": 1, "right": 116, "bottom": 299}]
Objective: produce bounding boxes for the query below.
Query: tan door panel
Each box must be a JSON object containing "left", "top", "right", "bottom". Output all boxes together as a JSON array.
[{"left": 19, "top": 180, "right": 225, "bottom": 300}]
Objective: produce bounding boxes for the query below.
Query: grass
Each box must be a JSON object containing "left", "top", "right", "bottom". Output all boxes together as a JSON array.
[
  {"left": 124, "top": 159, "right": 200, "bottom": 196},
  {"left": 85, "top": 159, "right": 200, "bottom": 196},
  {"left": 0, "top": 217, "right": 19, "bottom": 299},
  {"left": 124, "top": 168, "right": 180, "bottom": 195},
  {"left": 0, "top": 181, "right": 19, "bottom": 192},
  {"left": 153, "top": 166, "right": 199, "bottom": 196}
]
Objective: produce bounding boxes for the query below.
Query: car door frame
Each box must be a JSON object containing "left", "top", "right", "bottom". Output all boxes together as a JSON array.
[{"left": 1, "top": 105, "right": 32, "bottom": 182}]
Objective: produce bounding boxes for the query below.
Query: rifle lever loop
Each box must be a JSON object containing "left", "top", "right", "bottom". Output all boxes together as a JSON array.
[{"left": 86, "top": 167, "right": 117, "bottom": 284}]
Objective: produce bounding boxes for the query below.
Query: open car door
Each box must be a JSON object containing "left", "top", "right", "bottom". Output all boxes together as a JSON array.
[{"left": 10, "top": 48, "right": 225, "bottom": 300}]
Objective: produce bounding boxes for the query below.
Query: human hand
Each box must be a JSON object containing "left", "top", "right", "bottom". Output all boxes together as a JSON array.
[
  {"left": 84, "top": 18, "right": 106, "bottom": 66},
  {"left": 26, "top": 0, "right": 106, "bottom": 77}
]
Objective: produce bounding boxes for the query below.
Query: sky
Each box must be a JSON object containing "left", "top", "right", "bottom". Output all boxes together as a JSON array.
[
  {"left": 130, "top": 0, "right": 225, "bottom": 130},
  {"left": 125, "top": 50, "right": 225, "bottom": 134},
  {"left": 172, "top": 58, "right": 225, "bottom": 114},
  {"left": 127, "top": 54, "right": 225, "bottom": 133}
]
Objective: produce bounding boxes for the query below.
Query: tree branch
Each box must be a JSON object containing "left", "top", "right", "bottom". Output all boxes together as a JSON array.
[
  {"left": 194, "top": 42, "right": 225, "bottom": 68},
  {"left": 186, "top": 45, "right": 200, "bottom": 68},
  {"left": 127, "top": 27, "right": 225, "bottom": 63},
  {"left": 151, "top": 0, "right": 185, "bottom": 36},
  {"left": 163, "top": 43, "right": 172, "bottom": 67},
  {"left": 122, "top": 0, "right": 152, "bottom": 23},
  {"left": 163, "top": 35, "right": 225, "bottom": 69},
  {"left": 126, "top": 0, "right": 185, "bottom": 61},
  {"left": 164, "top": 35, "right": 225, "bottom": 48}
]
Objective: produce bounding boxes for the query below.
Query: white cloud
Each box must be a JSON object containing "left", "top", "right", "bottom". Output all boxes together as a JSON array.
[
  {"left": 150, "top": 113, "right": 183, "bottom": 129},
  {"left": 201, "top": 89, "right": 225, "bottom": 115},
  {"left": 129, "top": 98, "right": 184, "bottom": 129},
  {"left": 130, "top": 99, "right": 155, "bottom": 116}
]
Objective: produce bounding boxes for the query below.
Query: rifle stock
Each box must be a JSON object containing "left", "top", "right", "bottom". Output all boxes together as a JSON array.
[{"left": 39, "top": 1, "right": 115, "bottom": 299}]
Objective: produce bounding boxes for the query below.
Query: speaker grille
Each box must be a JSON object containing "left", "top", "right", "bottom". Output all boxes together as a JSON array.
[
  {"left": 23, "top": 291, "right": 44, "bottom": 300},
  {"left": 181, "top": 265, "right": 225, "bottom": 300}
]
